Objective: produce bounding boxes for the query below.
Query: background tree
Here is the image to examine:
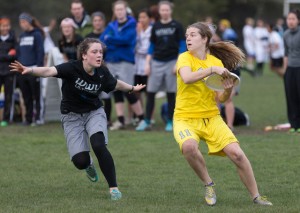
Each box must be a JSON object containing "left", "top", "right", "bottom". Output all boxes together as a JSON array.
[{"left": 0, "top": 0, "right": 288, "bottom": 47}]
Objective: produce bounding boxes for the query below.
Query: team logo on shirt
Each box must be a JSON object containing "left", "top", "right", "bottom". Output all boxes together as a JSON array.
[
  {"left": 75, "top": 78, "right": 100, "bottom": 94},
  {"left": 155, "top": 27, "right": 176, "bottom": 36},
  {"left": 20, "top": 36, "right": 34, "bottom": 46}
]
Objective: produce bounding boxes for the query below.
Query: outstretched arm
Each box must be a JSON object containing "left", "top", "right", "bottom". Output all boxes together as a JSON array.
[
  {"left": 9, "top": 60, "right": 58, "bottom": 77},
  {"left": 115, "top": 80, "right": 146, "bottom": 93}
]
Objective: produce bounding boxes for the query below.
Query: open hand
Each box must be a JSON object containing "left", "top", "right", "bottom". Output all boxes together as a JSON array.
[
  {"left": 133, "top": 84, "right": 146, "bottom": 92},
  {"left": 9, "top": 61, "right": 31, "bottom": 75}
]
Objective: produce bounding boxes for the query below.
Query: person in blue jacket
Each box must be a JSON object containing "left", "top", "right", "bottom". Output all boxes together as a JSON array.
[
  {"left": 100, "top": 0, "right": 144, "bottom": 130},
  {"left": 17, "top": 13, "right": 44, "bottom": 125}
]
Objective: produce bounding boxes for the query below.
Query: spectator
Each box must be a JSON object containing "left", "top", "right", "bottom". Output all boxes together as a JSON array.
[
  {"left": 267, "top": 23, "right": 284, "bottom": 77},
  {"left": 70, "top": 0, "right": 93, "bottom": 37},
  {"left": 254, "top": 19, "right": 269, "bottom": 75},
  {"left": 242, "top": 17, "right": 255, "bottom": 71},
  {"left": 218, "top": 19, "right": 240, "bottom": 131},
  {"left": 275, "top": 17, "right": 285, "bottom": 37},
  {"left": 0, "top": 17, "right": 17, "bottom": 127},
  {"left": 134, "top": 9, "right": 152, "bottom": 109},
  {"left": 58, "top": 18, "right": 83, "bottom": 62},
  {"left": 43, "top": 18, "right": 56, "bottom": 61},
  {"left": 136, "top": 0, "right": 186, "bottom": 132},
  {"left": 100, "top": 0, "right": 144, "bottom": 130},
  {"left": 17, "top": 12, "right": 44, "bottom": 126},
  {"left": 85, "top": 11, "right": 106, "bottom": 39},
  {"left": 149, "top": 5, "right": 159, "bottom": 24},
  {"left": 204, "top": 17, "right": 221, "bottom": 43},
  {"left": 283, "top": 9, "right": 300, "bottom": 133}
]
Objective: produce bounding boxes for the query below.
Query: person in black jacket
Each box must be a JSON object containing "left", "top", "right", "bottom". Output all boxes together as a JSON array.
[
  {"left": 58, "top": 18, "right": 83, "bottom": 62},
  {"left": 0, "top": 17, "right": 17, "bottom": 127},
  {"left": 17, "top": 12, "right": 45, "bottom": 126}
]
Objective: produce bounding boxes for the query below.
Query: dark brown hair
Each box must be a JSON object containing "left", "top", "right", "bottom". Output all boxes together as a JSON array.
[
  {"left": 20, "top": 13, "right": 45, "bottom": 38},
  {"left": 288, "top": 8, "right": 300, "bottom": 20},
  {"left": 187, "top": 22, "right": 245, "bottom": 71},
  {"left": 77, "top": 38, "right": 106, "bottom": 60}
]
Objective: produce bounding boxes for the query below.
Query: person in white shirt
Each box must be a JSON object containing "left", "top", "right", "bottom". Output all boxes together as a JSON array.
[
  {"left": 267, "top": 23, "right": 285, "bottom": 77},
  {"left": 242, "top": 18, "right": 255, "bottom": 70},
  {"left": 254, "top": 19, "right": 269, "bottom": 75},
  {"left": 134, "top": 9, "right": 152, "bottom": 107}
]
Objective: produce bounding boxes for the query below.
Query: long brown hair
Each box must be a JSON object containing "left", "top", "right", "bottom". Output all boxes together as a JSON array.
[
  {"left": 19, "top": 12, "right": 45, "bottom": 38},
  {"left": 187, "top": 22, "right": 245, "bottom": 71}
]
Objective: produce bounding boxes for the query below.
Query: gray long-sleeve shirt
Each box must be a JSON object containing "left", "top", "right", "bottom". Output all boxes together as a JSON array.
[{"left": 284, "top": 26, "right": 300, "bottom": 67}]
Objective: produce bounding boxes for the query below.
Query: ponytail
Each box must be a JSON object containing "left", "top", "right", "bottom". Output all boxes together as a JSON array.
[
  {"left": 208, "top": 41, "right": 245, "bottom": 71},
  {"left": 32, "top": 17, "right": 45, "bottom": 38}
]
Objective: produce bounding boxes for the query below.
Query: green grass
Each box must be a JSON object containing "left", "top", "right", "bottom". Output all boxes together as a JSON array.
[{"left": 1, "top": 67, "right": 300, "bottom": 213}]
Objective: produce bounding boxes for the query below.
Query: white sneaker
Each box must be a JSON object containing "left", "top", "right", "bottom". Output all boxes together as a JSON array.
[{"left": 109, "top": 121, "right": 125, "bottom": 131}]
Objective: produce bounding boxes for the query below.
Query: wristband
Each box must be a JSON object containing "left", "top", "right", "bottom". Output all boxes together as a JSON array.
[{"left": 128, "top": 85, "right": 134, "bottom": 94}]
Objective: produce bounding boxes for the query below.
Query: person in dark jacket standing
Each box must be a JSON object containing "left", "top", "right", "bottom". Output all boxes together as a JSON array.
[
  {"left": 0, "top": 17, "right": 17, "bottom": 127},
  {"left": 17, "top": 13, "right": 44, "bottom": 125},
  {"left": 283, "top": 9, "right": 300, "bottom": 133},
  {"left": 135, "top": 1, "right": 186, "bottom": 132},
  {"left": 58, "top": 18, "right": 83, "bottom": 62},
  {"left": 70, "top": 0, "right": 93, "bottom": 37}
]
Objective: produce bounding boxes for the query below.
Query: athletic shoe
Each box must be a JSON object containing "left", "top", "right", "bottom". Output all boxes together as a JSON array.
[
  {"left": 35, "top": 119, "right": 45, "bottom": 125},
  {"left": 109, "top": 121, "right": 125, "bottom": 131},
  {"left": 288, "top": 128, "right": 296, "bottom": 134},
  {"left": 244, "top": 113, "right": 250, "bottom": 126},
  {"left": 253, "top": 195, "right": 272, "bottom": 206},
  {"left": 110, "top": 189, "right": 122, "bottom": 200},
  {"left": 135, "top": 120, "right": 151, "bottom": 131},
  {"left": 0, "top": 121, "right": 8, "bottom": 127},
  {"left": 165, "top": 121, "right": 173, "bottom": 132},
  {"left": 205, "top": 182, "right": 216, "bottom": 206},
  {"left": 85, "top": 164, "right": 98, "bottom": 182},
  {"left": 296, "top": 128, "right": 300, "bottom": 134}
]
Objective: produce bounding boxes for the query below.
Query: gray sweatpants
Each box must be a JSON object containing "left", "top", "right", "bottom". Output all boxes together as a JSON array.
[{"left": 61, "top": 107, "right": 108, "bottom": 159}]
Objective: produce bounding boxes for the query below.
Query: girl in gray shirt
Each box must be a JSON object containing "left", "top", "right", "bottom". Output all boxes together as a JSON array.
[{"left": 283, "top": 9, "right": 300, "bottom": 133}]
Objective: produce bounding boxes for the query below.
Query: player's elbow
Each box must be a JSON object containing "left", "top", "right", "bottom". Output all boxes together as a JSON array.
[{"left": 181, "top": 77, "right": 193, "bottom": 84}]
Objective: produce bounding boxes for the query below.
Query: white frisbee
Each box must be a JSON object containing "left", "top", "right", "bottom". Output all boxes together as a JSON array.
[{"left": 205, "top": 72, "right": 240, "bottom": 91}]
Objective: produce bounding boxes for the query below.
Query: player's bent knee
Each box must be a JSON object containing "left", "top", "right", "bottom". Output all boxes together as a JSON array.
[
  {"left": 182, "top": 140, "right": 198, "bottom": 156},
  {"left": 72, "top": 151, "right": 90, "bottom": 170}
]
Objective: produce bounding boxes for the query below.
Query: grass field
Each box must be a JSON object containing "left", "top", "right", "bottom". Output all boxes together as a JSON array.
[{"left": 1, "top": 67, "right": 300, "bottom": 213}]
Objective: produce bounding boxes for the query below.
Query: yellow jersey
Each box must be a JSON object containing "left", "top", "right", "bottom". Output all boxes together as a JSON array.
[{"left": 174, "top": 51, "right": 224, "bottom": 118}]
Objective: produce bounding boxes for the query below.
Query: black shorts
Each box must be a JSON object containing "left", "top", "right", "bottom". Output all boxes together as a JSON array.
[
  {"left": 271, "top": 57, "right": 283, "bottom": 68},
  {"left": 134, "top": 75, "right": 147, "bottom": 92}
]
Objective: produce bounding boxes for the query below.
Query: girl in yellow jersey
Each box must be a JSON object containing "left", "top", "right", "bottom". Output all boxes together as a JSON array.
[{"left": 174, "top": 22, "right": 272, "bottom": 206}]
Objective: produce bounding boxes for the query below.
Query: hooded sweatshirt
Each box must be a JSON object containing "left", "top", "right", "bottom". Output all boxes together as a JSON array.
[
  {"left": 18, "top": 28, "right": 44, "bottom": 66},
  {"left": 0, "top": 31, "right": 17, "bottom": 76},
  {"left": 100, "top": 16, "right": 136, "bottom": 63}
]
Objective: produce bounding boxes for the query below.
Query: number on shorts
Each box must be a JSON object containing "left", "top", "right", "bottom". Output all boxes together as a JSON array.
[{"left": 179, "top": 129, "right": 191, "bottom": 139}]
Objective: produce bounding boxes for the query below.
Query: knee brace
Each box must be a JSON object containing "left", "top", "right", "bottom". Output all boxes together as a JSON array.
[
  {"left": 90, "top": 132, "right": 107, "bottom": 152},
  {"left": 125, "top": 92, "right": 138, "bottom": 104},
  {"left": 113, "top": 90, "right": 124, "bottom": 103},
  {"left": 72, "top": 151, "right": 90, "bottom": 170}
]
